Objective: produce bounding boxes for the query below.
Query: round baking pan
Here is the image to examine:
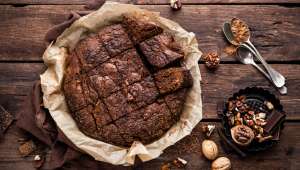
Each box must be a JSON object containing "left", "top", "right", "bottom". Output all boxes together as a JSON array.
[{"left": 220, "top": 87, "right": 285, "bottom": 152}]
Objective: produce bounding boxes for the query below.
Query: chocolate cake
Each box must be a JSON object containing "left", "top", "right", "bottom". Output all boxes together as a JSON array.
[{"left": 63, "top": 14, "right": 193, "bottom": 147}]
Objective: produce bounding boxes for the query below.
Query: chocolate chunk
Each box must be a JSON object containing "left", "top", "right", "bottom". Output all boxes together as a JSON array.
[{"left": 265, "top": 110, "right": 286, "bottom": 134}]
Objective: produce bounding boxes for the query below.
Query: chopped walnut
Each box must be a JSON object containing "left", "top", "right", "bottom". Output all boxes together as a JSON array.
[
  {"left": 202, "top": 52, "right": 220, "bottom": 70},
  {"left": 231, "top": 18, "right": 250, "bottom": 44},
  {"left": 18, "top": 140, "right": 36, "bottom": 157},
  {"left": 224, "top": 45, "right": 238, "bottom": 56}
]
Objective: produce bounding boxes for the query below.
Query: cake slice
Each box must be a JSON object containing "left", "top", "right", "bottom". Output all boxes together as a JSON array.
[
  {"left": 139, "top": 33, "right": 184, "bottom": 69},
  {"left": 154, "top": 67, "right": 193, "bottom": 95},
  {"left": 122, "top": 14, "right": 163, "bottom": 44},
  {"left": 112, "top": 49, "right": 149, "bottom": 85},
  {"left": 164, "top": 88, "right": 187, "bottom": 119},
  {"left": 75, "top": 35, "right": 110, "bottom": 71},
  {"left": 99, "top": 24, "right": 133, "bottom": 57}
]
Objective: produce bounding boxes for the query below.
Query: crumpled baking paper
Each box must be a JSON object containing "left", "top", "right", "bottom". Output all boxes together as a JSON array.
[{"left": 40, "top": 1, "right": 202, "bottom": 166}]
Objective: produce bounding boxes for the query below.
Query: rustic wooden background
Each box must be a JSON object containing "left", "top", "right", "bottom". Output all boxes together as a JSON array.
[{"left": 0, "top": 0, "right": 299, "bottom": 169}]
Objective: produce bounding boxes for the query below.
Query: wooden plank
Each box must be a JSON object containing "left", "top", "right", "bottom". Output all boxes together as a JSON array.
[
  {"left": 0, "top": 122, "right": 299, "bottom": 170},
  {"left": 1, "top": 0, "right": 300, "bottom": 5},
  {"left": 0, "top": 63, "right": 299, "bottom": 120},
  {"left": 0, "top": 5, "right": 299, "bottom": 62}
]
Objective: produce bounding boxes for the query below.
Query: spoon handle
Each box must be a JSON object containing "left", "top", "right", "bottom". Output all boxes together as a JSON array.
[
  {"left": 242, "top": 42, "right": 285, "bottom": 87},
  {"left": 251, "top": 60, "right": 287, "bottom": 95}
]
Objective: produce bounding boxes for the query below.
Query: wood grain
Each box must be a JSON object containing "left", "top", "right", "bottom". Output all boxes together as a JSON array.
[
  {"left": 0, "top": 63, "right": 299, "bottom": 120},
  {"left": 1, "top": 0, "right": 300, "bottom": 5},
  {"left": 0, "top": 5, "right": 299, "bottom": 62},
  {"left": 0, "top": 122, "right": 298, "bottom": 170}
]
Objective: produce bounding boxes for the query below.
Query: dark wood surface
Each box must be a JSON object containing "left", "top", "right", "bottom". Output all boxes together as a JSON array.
[{"left": 0, "top": 0, "right": 299, "bottom": 170}]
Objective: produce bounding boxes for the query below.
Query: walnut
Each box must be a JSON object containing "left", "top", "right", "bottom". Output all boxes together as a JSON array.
[
  {"left": 170, "top": 0, "right": 182, "bottom": 11},
  {"left": 202, "top": 124, "right": 216, "bottom": 137},
  {"left": 211, "top": 157, "right": 231, "bottom": 170},
  {"left": 231, "top": 125, "right": 254, "bottom": 146},
  {"left": 202, "top": 140, "right": 219, "bottom": 160},
  {"left": 202, "top": 52, "right": 220, "bottom": 70},
  {"left": 18, "top": 140, "right": 36, "bottom": 157}
]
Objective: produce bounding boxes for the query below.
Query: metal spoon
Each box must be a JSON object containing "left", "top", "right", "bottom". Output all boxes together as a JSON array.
[
  {"left": 223, "top": 22, "right": 286, "bottom": 88},
  {"left": 237, "top": 46, "right": 287, "bottom": 95}
]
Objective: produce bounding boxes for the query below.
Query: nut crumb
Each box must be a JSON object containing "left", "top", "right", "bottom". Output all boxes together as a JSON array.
[
  {"left": 224, "top": 45, "right": 238, "bottom": 56},
  {"left": 18, "top": 140, "right": 36, "bottom": 157}
]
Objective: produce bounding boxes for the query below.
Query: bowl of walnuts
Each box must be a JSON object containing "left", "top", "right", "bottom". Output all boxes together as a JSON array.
[{"left": 220, "top": 87, "right": 286, "bottom": 152}]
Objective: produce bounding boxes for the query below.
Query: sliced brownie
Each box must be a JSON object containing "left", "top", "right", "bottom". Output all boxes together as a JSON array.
[
  {"left": 112, "top": 49, "right": 149, "bottom": 85},
  {"left": 64, "top": 52, "right": 81, "bottom": 84},
  {"left": 97, "top": 124, "right": 126, "bottom": 146},
  {"left": 122, "top": 14, "right": 163, "bottom": 44},
  {"left": 154, "top": 67, "right": 193, "bottom": 95},
  {"left": 88, "top": 62, "right": 122, "bottom": 98},
  {"left": 103, "top": 91, "right": 130, "bottom": 121},
  {"left": 124, "top": 76, "right": 159, "bottom": 112},
  {"left": 139, "top": 33, "right": 184, "bottom": 69},
  {"left": 99, "top": 24, "right": 133, "bottom": 57},
  {"left": 164, "top": 88, "right": 187, "bottom": 119},
  {"left": 75, "top": 35, "right": 110, "bottom": 71},
  {"left": 63, "top": 76, "right": 97, "bottom": 112},
  {"left": 73, "top": 106, "right": 97, "bottom": 135}
]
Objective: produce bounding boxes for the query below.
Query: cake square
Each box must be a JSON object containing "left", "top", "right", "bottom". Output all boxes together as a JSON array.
[
  {"left": 164, "top": 88, "right": 187, "bottom": 119},
  {"left": 88, "top": 62, "right": 122, "bottom": 98},
  {"left": 139, "top": 33, "right": 184, "bottom": 69},
  {"left": 112, "top": 49, "right": 150, "bottom": 85},
  {"left": 75, "top": 35, "right": 110, "bottom": 71},
  {"left": 74, "top": 106, "right": 97, "bottom": 134},
  {"left": 154, "top": 67, "right": 193, "bottom": 95},
  {"left": 64, "top": 75, "right": 99, "bottom": 112},
  {"left": 124, "top": 76, "right": 159, "bottom": 112},
  {"left": 64, "top": 52, "right": 82, "bottom": 84},
  {"left": 98, "top": 124, "right": 125, "bottom": 146},
  {"left": 103, "top": 91, "right": 130, "bottom": 121},
  {"left": 122, "top": 14, "right": 163, "bottom": 44},
  {"left": 99, "top": 24, "right": 133, "bottom": 57}
]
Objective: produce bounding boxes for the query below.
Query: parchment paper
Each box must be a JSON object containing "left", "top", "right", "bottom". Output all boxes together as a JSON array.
[{"left": 40, "top": 1, "right": 202, "bottom": 166}]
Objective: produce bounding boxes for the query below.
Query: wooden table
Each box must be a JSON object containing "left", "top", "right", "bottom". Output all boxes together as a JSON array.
[{"left": 0, "top": 0, "right": 299, "bottom": 169}]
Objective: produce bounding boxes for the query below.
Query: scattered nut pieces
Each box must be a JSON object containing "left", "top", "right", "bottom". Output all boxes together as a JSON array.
[
  {"left": 202, "top": 52, "right": 220, "bottom": 70},
  {"left": 202, "top": 140, "right": 219, "bottom": 160},
  {"left": 231, "top": 18, "right": 250, "bottom": 44},
  {"left": 224, "top": 45, "right": 238, "bottom": 56},
  {"left": 34, "top": 155, "right": 41, "bottom": 161},
  {"left": 33, "top": 154, "right": 45, "bottom": 168},
  {"left": 173, "top": 157, "right": 187, "bottom": 168},
  {"left": 18, "top": 140, "right": 36, "bottom": 157},
  {"left": 202, "top": 124, "right": 216, "bottom": 137},
  {"left": 0, "top": 105, "right": 14, "bottom": 138},
  {"left": 264, "top": 101, "right": 274, "bottom": 110},
  {"left": 231, "top": 125, "right": 254, "bottom": 146},
  {"left": 170, "top": 0, "right": 182, "bottom": 11},
  {"left": 211, "top": 157, "right": 231, "bottom": 170},
  {"left": 161, "top": 163, "right": 171, "bottom": 170}
]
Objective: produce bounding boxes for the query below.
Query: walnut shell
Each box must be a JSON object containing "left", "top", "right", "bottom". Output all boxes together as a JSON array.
[
  {"left": 231, "top": 125, "right": 254, "bottom": 146},
  {"left": 201, "top": 140, "right": 218, "bottom": 160},
  {"left": 211, "top": 157, "right": 231, "bottom": 170}
]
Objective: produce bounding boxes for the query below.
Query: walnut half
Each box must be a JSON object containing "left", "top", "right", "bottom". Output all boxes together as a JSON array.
[{"left": 231, "top": 125, "right": 254, "bottom": 146}]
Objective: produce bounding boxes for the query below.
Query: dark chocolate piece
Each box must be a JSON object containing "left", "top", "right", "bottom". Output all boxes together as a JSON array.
[{"left": 265, "top": 110, "right": 286, "bottom": 134}]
